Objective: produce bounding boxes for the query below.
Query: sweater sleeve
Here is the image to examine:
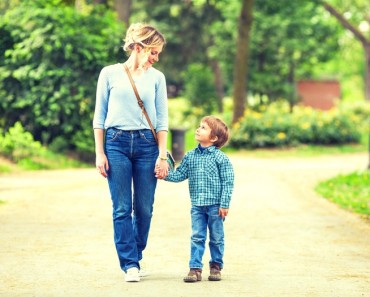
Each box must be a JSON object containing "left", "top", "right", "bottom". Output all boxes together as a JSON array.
[
  {"left": 155, "top": 72, "right": 168, "bottom": 132},
  {"left": 93, "top": 67, "right": 109, "bottom": 129}
]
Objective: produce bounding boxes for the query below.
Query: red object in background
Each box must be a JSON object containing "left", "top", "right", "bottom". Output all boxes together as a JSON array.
[{"left": 297, "top": 80, "right": 341, "bottom": 110}]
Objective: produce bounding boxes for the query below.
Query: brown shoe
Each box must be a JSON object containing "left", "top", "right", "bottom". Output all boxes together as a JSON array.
[
  {"left": 208, "top": 263, "right": 221, "bottom": 281},
  {"left": 183, "top": 269, "right": 202, "bottom": 283}
]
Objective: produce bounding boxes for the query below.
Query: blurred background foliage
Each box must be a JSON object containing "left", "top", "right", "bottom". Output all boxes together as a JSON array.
[{"left": 0, "top": 0, "right": 369, "bottom": 167}]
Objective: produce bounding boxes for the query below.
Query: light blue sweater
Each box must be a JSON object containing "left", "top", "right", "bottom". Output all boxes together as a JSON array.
[{"left": 93, "top": 63, "right": 168, "bottom": 132}]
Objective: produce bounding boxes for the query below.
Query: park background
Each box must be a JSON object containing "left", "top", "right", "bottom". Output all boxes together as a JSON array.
[{"left": 0, "top": 0, "right": 369, "bottom": 220}]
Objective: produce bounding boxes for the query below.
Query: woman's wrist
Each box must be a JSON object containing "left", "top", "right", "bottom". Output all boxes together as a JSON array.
[{"left": 158, "top": 155, "right": 168, "bottom": 161}]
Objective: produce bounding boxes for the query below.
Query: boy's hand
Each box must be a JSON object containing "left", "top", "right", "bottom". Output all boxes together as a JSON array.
[{"left": 219, "top": 208, "right": 229, "bottom": 220}]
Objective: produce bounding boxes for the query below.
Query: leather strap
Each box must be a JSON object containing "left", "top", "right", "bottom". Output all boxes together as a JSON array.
[{"left": 124, "top": 63, "right": 158, "bottom": 144}]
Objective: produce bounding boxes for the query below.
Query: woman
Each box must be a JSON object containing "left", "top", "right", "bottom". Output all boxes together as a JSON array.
[{"left": 93, "top": 23, "right": 169, "bottom": 282}]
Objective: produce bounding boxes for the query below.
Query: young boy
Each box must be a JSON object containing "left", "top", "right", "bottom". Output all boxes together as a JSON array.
[{"left": 157, "top": 116, "right": 234, "bottom": 282}]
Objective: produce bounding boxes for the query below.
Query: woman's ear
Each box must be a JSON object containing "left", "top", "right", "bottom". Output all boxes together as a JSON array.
[{"left": 134, "top": 44, "right": 142, "bottom": 53}]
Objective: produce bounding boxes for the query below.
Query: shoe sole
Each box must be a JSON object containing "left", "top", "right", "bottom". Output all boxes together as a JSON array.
[
  {"left": 125, "top": 277, "right": 140, "bottom": 282},
  {"left": 183, "top": 278, "right": 201, "bottom": 283},
  {"left": 125, "top": 268, "right": 140, "bottom": 282}
]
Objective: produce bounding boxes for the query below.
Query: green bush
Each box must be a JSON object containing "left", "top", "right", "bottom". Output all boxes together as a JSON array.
[
  {"left": 0, "top": 121, "right": 89, "bottom": 170},
  {"left": 229, "top": 101, "right": 368, "bottom": 148},
  {"left": 0, "top": 0, "right": 122, "bottom": 152},
  {"left": 0, "top": 121, "right": 43, "bottom": 161}
]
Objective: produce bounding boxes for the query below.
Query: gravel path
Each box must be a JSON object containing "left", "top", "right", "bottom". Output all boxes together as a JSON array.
[{"left": 0, "top": 152, "right": 369, "bottom": 297}]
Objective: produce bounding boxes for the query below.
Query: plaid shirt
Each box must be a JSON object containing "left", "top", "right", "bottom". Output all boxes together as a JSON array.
[{"left": 165, "top": 145, "right": 234, "bottom": 209}]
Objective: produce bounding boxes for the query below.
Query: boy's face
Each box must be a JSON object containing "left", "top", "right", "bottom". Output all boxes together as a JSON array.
[{"left": 195, "top": 121, "right": 216, "bottom": 147}]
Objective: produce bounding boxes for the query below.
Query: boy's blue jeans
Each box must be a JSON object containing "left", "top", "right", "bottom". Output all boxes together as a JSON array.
[
  {"left": 189, "top": 205, "right": 225, "bottom": 270},
  {"left": 105, "top": 128, "right": 158, "bottom": 273}
]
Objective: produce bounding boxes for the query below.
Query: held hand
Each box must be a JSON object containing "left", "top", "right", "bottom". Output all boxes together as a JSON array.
[
  {"left": 219, "top": 208, "right": 229, "bottom": 220},
  {"left": 155, "top": 167, "right": 164, "bottom": 179},
  {"left": 154, "top": 158, "right": 169, "bottom": 179},
  {"left": 96, "top": 153, "right": 109, "bottom": 178}
]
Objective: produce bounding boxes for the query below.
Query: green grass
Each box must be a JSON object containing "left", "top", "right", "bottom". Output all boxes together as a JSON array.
[
  {"left": 0, "top": 150, "right": 89, "bottom": 173},
  {"left": 315, "top": 171, "right": 370, "bottom": 221},
  {"left": 0, "top": 164, "right": 12, "bottom": 173}
]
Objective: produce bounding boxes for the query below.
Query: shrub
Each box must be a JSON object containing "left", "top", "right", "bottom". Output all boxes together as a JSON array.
[
  {"left": 0, "top": 122, "right": 43, "bottom": 161},
  {"left": 229, "top": 101, "right": 368, "bottom": 148}
]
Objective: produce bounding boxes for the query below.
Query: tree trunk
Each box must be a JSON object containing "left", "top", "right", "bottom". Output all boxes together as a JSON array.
[
  {"left": 322, "top": 1, "right": 370, "bottom": 101},
  {"left": 365, "top": 43, "right": 370, "bottom": 101},
  {"left": 210, "top": 59, "right": 224, "bottom": 113},
  {"left": 114, "top": 0, "right": 132, "bottom": 27},
  {"left": 232, "top": 0, "right": 254, "bottom": 124},
  {"left": 93, "top": 0, "right": 108, "bottom": 5},
  {"left": 288, "top": 59, "right": 296, "bottom": 113},
  {"left": 75, "top": 0, "right": 84, "bottom": 11}
]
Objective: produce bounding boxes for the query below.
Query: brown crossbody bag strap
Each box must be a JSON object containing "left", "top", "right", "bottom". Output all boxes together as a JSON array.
[{"left": 124, "top": 63, "right": 159, "bottom": 144}]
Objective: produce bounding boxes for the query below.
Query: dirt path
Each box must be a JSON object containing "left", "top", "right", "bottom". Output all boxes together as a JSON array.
[{"left": 0, "top": 153, "right": 369, "bottom": 297}]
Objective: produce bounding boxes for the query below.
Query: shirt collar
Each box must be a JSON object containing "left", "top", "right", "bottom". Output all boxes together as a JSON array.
[{"left": 196, "top": 144, "right": 217, "bottom": 153}]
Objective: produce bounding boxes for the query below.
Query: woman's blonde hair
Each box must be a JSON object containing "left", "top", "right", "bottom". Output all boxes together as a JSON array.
[{"left": 123, "top": 23, "right": 166, "bottom": 52}]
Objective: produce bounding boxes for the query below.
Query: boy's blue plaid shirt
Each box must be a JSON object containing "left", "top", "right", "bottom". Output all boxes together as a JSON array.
[{"left": 165, "top": 145, "right": 234, "bottom": 209}]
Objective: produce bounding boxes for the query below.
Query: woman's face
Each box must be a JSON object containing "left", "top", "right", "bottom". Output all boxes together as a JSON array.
[{"left": 138, "top": 45, "right": 163, "bottom": 69}]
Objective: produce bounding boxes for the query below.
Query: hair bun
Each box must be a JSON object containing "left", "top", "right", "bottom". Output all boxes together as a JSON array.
[{"left": 122, "top": 22, "right": 165, "bottom": 52}]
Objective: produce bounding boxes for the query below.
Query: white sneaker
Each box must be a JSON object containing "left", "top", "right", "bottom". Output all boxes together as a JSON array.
[
  {"left": 125, "top": 267, "right": 140, "bottom": 282},
  {"left": 139, "top": 262, "right": 149, "bottom": 277}
]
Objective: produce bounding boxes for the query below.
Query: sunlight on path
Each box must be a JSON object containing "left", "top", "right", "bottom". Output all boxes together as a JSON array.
[{"left": 0, "top": 153, "right": 369, "bottom": 297}]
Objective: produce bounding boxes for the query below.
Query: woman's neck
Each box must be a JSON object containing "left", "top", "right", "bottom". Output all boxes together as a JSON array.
[{"left": 125, "top": 58, "right": 147, "bottom": 77}]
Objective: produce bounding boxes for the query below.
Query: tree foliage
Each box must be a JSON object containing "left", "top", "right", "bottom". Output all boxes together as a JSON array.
[
  {"left": 249, "top": 0, "right": 341, "bottom": 107},
  {"left": 0, "top": 0, "right": 366, "bottom": 158},
  {"left": 321, "top": 0, "right": 370, "bottom": 100},
  {"left": 182, "top": 63, "right": 217, "bottom": 114},
  {"left": 0, "top": 0, "right": 123, "bottom": 152}
]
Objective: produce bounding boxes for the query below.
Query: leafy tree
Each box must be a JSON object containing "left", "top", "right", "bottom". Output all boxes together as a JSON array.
[
  {"left": 248, "top": 0, "right": 340, "bottom": 110},
  {"left": 182, "top": 63, "right": 217, "bottom": 114},
  {"left": 131, "top": 1, "right": 211, "bottom": 93},
  {"left": 132, "top": 0, "right": 229, "bottom": 102},
  {"left": 321, "top": 0, "right": 370, "bottom": 101},
  {"left": 0, "top": 0, "right": 123, "bottom": 154},
  {"left": 0, "top": 0, "right": 17, "bottom": 13}
]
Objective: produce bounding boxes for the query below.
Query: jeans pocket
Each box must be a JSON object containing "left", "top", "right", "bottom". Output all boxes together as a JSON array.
[
  {"left": 106, "top": 128, "right": 122, "bottom": 142},
  {"left": 139, "top": 130, "right": 156, "bottom": 144}
]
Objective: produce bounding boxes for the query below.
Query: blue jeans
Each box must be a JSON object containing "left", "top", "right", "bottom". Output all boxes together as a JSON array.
[
  {"left": 189, "top": 205, "right": 225, "bottom": 270},
  {"left": 105, "top": 128, "right": 158, "bottom": 272}
]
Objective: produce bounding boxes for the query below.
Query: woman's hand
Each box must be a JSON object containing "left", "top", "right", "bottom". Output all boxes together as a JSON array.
[
  {"left": 96, "top": 152, "right": 109, "bottom": 178},
  {"left": 155, "top": 158, "right": 169, "bottom": 179}
]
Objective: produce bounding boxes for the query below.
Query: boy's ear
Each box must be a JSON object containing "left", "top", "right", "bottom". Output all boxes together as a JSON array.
[{"left": 210, "top": 136, "right": 218, "bottom": 143}]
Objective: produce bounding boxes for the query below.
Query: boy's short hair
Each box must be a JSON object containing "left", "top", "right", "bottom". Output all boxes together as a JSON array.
[{"left": 201, "top": 116, "right": 229, "bottom": 148}]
